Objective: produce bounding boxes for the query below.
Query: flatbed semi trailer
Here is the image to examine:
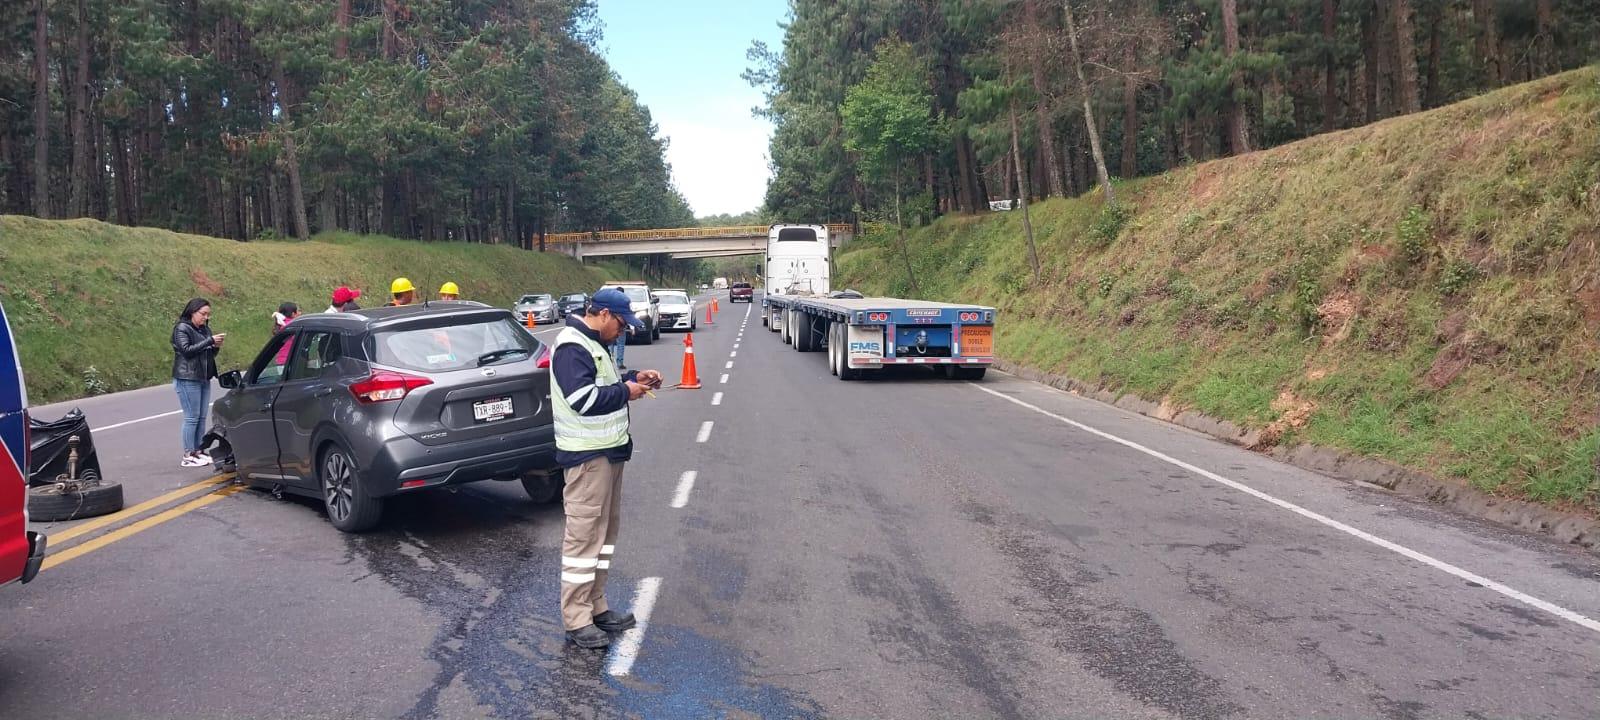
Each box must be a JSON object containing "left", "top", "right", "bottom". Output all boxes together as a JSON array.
[{"left": 762, "top": 293, "right": 996, "bottom": 380}]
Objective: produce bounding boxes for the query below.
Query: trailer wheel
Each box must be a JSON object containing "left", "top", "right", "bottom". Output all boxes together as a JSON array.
[
  {"left": 827, "top": 323, "right": 839, "bottom": 376},
  {"left": 796, "top": 313, "right": 819, "bottom": 352},
  {"left": 836, "top": 323, "right": 861, "bottom": 381}
]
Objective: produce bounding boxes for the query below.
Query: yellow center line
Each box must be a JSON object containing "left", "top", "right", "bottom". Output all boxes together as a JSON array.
[
  {"left": 41, "top": 485, "right": 248, "bottom": 572},
  {"left": 44, "top": 474, "right": 234, "bottom": 546}
]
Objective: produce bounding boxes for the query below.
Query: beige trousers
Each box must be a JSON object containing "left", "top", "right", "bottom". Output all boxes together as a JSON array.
[{"left": 559, "top": 457, "right": 624, "bottom": 630}]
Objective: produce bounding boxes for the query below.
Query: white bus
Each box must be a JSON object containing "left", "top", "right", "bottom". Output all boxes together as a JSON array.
[{"left": 764, "top": 224, "right": 830, "bottom": 298}]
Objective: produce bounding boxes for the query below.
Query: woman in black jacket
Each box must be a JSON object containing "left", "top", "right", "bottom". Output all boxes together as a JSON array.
[{"left": 172, "top": 298, "right": 225, "bottom": 467}]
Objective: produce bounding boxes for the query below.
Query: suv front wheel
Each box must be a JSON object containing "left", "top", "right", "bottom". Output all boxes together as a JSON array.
[{"left": 321, "top": 441, "right": 383, "bottom": 532}]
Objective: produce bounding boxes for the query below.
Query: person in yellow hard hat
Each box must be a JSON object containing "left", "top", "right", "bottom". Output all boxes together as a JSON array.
[
  {"left": 438, "top": 281, "right": 460, "bottom": 301},
  {"left": 387, "top": 277, "right": 417, "bottom": 307}
]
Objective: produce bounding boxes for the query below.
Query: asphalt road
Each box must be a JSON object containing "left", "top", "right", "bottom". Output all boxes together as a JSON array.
[{"left": 3, "top": 291, "right": 1598, "bottom": 718}]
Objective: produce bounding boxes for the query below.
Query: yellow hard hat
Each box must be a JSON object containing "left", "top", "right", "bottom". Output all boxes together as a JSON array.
[
  {"left": 391, "top": 277, "right": 416, "bottom": 294},
  {"left": 439, "top": 281, "right": 460, "bottom": 296}
]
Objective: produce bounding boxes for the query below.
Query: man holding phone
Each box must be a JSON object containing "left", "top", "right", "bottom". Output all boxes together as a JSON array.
[{"left": 547, "top": 288, "right": 662, "bottom": 649}]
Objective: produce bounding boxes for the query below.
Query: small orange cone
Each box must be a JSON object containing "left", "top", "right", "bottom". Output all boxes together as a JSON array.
[
  {"left": 525, "top": 311, "right": 535, "bottom": 329},
  {"left": 713, "top": 297, "right": 720, "bottom": 314},
  {"left": 678, "top": 334, "right": 702, "bottom": 389},
  {"left": 704, "top": 300, "right": 715, "bottom": 325}
]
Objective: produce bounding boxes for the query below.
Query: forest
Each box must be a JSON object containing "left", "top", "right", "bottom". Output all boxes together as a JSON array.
[
  {"left": 748, "top": 0, "right": 1600, "bottom": 224},
  {"left": 0, "top": 0, "right": 694, "bottom": 246}
]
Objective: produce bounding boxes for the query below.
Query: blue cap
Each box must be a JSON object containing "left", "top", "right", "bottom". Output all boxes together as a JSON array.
[{"left": 591, "top": 288, "right": 644, "bottom": 329}]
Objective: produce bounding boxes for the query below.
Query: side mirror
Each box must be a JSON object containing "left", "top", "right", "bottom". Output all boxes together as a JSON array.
[
  {"left": 218, "top": 370, "right": 243, "bottom": 389},
  {"left": 651, "top": 297, "right": 660, "bottom": 304}
]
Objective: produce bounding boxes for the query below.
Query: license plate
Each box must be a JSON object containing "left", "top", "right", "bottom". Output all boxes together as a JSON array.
[
  {"left": 960, "top": 326, "right": 993, "bottom": 356},
  {"left": 473, "top": 397, "right": 513, "bottom": 422}
]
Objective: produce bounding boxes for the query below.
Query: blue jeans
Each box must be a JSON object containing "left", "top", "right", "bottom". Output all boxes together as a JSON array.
[
  {"left": 174, "top": 379, "right": 211, "bottom": 454},
  {"left": 611, "top": 334, "right": 626, "bottom": 368}
]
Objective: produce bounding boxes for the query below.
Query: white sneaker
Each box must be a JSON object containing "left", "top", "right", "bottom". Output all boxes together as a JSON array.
[
  {"left": 193, "top": 452, "right": 213, "bottom": 464},
  {"left": 181, "top": 455, "right": 204, "bottom": 468}
]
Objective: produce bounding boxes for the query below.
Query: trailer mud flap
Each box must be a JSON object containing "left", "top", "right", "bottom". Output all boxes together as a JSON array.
[{"left": 847, "top": 325, "right": 885, "bottom": 362}]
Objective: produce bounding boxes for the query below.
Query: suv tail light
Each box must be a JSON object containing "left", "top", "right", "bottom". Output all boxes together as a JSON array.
[
  {"left": 535, "top": 347, "right": 551, "bottom": 369},
  {"left": 350, "top": 371, "right": 433, "bottom": 403}
]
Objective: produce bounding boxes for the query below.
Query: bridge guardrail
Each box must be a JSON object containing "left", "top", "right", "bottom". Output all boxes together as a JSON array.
[{"left": 543, "top": 224, "right": 854, "bottom": 245}]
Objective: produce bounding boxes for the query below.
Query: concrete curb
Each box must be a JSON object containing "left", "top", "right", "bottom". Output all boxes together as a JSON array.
[{"left": 993, "top": 359, "right": 1600, "bottom": 554}]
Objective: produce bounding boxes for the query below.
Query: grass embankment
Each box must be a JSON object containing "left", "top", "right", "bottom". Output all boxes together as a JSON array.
[
  {"left": 0, "top": 217, "right": 620, "bottom": 403},
  {"left": 838, "top": 68, "right": 1600, "bottom": 510}
]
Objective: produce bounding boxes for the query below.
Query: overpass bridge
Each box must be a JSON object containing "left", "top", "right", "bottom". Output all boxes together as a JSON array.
[{"left": 542, "top": 224, "right": 855, "bottom": 260}]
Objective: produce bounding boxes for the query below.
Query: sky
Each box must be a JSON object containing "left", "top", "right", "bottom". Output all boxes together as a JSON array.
[{"left": 594, "top": 0, "right": 789, "bottom": 218}]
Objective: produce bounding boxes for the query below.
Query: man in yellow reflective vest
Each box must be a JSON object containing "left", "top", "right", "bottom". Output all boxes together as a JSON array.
[{"left": 549, "top": 288, "right": 662, "bottom": 649}]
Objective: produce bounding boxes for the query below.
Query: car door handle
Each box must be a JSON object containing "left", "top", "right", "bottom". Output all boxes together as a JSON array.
[{"left": 312, "top": 387, "right": 333, "bottom": 398}]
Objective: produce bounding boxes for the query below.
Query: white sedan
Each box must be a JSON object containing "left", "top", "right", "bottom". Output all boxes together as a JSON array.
[{"left": 651, "top": 289, "right": 697, "bottom": 332}]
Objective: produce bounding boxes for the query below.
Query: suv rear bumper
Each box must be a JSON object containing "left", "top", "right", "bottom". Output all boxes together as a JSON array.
[
  {"left": 365, "top": 425, "right": 558, "bottom": 496},
  {"left": 730, "top": 293, "right": 753, "bottom": 302}
]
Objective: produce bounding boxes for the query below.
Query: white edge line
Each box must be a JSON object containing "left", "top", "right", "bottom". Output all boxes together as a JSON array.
[
  {"left": 670, "top": 471, "right": 697, "bottom": 508},
  {"left": 95, "top": 409, "right": 183, "bottom": 432},
  {"left": 711, "top": 392, "right": 724, "bottom": 406},
  {"left": 607, "top": 576, "right": 663, "bottom": 676},
  {"left": 968, "top": 382, "right": 1600, "bottom": 636},
  {"left": 696, "top": 421, "right": 713, "bottom": 443}
]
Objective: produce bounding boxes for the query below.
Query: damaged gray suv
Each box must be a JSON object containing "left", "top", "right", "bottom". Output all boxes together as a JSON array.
[{"left": 208, "top": 302, "right": 562, "bottom": 532}]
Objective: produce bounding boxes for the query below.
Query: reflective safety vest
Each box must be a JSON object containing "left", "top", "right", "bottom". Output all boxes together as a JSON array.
[{"left": 550, "top": 326, "right": 631, "bottom": 452}]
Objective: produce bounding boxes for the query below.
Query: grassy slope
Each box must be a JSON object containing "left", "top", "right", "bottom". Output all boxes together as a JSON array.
[
  {"left": 838, "top": 68, "right": 1600, "bottom": 510},
  {"left": 0, "top": 218, "right": 616, "bottom": 403}
]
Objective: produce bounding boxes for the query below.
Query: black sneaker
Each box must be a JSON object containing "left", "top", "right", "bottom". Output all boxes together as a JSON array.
[
  {"left": 567, "top": 624, "right": 611, "bottom": 649},
  {"left": 593, "top": 610, "right": 637, "bottom": 633}
]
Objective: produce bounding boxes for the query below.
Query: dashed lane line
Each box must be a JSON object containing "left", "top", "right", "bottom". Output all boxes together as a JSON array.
[
  {"left": 719, "top": 374, "right": 729, "bottom": 384},
  {"left": 670, "top": 471, "right": 698, "bottom": 509},
  {"left": 712, "top": 392, "right": 724, "bottom": 406},
  {"left": 969, "top": 382, "right": 1600, "bottom": 636},
  {"left": 696, "top": 421, "right": 714, "bottom": 443},
  {"left": 607, "top": 577, "right": 662, "bottom": 676}
]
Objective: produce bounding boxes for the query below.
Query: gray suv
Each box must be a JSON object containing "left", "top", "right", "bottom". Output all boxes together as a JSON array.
[{"left": 208, "top": 302, "right": 562, "bottom": 532}]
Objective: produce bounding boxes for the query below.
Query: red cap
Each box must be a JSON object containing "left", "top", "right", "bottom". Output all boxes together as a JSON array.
[{"left": 332, "top": 286, "right": 361, "bottom": 304}]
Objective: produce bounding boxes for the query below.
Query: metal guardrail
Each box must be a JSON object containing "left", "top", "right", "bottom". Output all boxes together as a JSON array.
[{"left": 543, "top": 224, "right": 854, "bottom": 245}]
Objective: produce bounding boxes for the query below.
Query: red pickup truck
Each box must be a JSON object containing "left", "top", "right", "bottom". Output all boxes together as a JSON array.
[
  {"left": 1, "top": 299, "right": 46, "bottom": 588},
  {"left": 730, "top": 282, "right": 754, "bottom": 303}
]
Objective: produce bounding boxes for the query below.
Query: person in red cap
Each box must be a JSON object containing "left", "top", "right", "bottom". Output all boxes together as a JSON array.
[{"left": 325, "top": 286, "right": 362, "bottom": 313}]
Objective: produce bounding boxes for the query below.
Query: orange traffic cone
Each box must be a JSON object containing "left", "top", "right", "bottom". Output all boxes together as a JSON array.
[
  {"left": 713, "top": 297, "right": 720, "bottom": 314},
  {"left": 704, "top": 299, "right": 715, "bottom": 325},
  {"left": 525, "top": 311, "right": 535, "bottom": 329},
  {"left": 678, "top": 334, "right": 702, "bottom": 389}
]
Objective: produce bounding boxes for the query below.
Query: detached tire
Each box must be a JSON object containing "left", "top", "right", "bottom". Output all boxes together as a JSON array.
[
  {"left": 321, "top": 442, "right": 382, "bottom": 533},
  {"left": 27, "top": 475, "right": 124, "bottom": 521}
]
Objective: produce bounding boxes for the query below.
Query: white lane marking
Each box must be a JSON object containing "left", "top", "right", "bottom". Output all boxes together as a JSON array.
[
  {"left": 969, "top": 383, "right": 1600, "bottom": 636},
  {"left": 607, "top": 576, "right": 662, "bottom": 676},
  {"left": 696, "top": 421, "right": 713, "bottom": 443},
  {"left": 734, "top": 343, "right": 740, "bottom": 349},
  {"left": 712, "top": 392, "right": 724, "bottom": 406},
  {"left": 730, "top": 351, "right": 738, "bottom": 358},
  {"left": 725, "top": 361, "right": 734, "bottom": 369},
  {"left": 670, "top": 471, "right": 698, "bottom": 508},
  {"left": 95, "top": 409, "right": 183, "bottom": 432},
  {"left": 719, "top": 374, "right": 729, "bottom": 384}
]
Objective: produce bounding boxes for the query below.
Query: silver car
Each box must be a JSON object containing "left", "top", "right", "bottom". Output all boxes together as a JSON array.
[
  {"left": 208, "top": 302, "right": 562, "bottom": 532},
  {"left": 514, "top": 294, "right": 558, "bottom": 325}
]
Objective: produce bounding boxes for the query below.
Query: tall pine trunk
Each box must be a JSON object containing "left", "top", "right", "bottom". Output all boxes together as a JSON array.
[
  {"left": 1393, "top": 0, "right": 1421, "bottom": 114},
  {"left": 1120, "top": 43, "right": 1138, "bottom": 179},
  {"left": 1323, "top": 0, "right": 1339, "bottom": 132},
  {"left": 1027, "top": 0, "right": 1065, "bottom": 198},
  {"left": 69, "top": 0, "right": 91, "bottom": 217},
  {"left": 893, "top": 167, "right": 919, "bottom": 294},
  {"left": 273, "top": 63, "right": 310, "bottom": 240},
  {"left": 1010, "top": 101, "right": 1042, "bottom": 284},
  {"left": 33, "top": 0, "right": 49, "bottom": 218},
  {"left": 1062, "top": 0, "right": 1116, "bottom": 204},
  {"left": 1534, "top": 0, "right": 1554, "bottom": 76},
  {"left": 1221, "top": 0, "right": 1250, "bottom": 154}
]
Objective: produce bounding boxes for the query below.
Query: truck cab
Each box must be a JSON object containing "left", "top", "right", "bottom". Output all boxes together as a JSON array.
[{"left": 764, "top": 224, "right": 830, "bottom": 298}]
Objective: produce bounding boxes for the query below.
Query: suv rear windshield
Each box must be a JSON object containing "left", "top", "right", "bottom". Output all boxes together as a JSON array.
[
  {"left": 372, "top": 317, "right": 540, "bottom": 373},
  {"left": 732, "top": 283, "right": 753, "bottom": 289}
]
